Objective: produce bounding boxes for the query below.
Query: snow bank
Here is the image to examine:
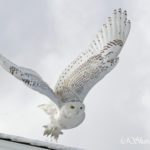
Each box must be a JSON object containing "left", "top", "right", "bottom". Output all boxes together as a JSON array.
[{"left": 0, "top": 133, "right": 83, "bottom": 150}]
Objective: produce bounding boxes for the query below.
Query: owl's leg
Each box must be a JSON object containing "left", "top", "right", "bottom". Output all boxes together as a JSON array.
[{"left": 43, "top": 124, "right": 63, "bottom": 140}]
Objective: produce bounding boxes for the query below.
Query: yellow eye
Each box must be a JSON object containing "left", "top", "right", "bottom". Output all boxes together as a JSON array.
[{"left": 70, "top": 105, "right": 75, "bottom": 109}]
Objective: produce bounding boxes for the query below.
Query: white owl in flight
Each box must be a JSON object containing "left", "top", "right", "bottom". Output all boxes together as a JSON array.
[{"left": 0, "top": 9, "right": 130, "bottom": 140}]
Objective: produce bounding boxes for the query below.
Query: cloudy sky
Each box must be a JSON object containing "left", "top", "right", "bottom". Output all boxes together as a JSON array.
[{"left": 0, "top": 0, "right": 150, "bottom": 149}]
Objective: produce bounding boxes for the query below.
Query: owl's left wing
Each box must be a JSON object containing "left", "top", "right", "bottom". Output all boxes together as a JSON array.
[
  {"left": 54, "top": 9, "right": 131, "bottom": 102},
  {"left": 0, "top": 54, "right": 62, "bottom": 107}
]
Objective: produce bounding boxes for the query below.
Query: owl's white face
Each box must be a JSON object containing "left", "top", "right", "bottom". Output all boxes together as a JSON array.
[{"left": 60, "top": 101, "right": 85, "bottom": 118}]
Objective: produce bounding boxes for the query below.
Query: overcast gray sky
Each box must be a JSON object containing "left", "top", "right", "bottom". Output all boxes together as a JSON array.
[{"left": 0, "top": 0, "right": 150, "bottom": 149}]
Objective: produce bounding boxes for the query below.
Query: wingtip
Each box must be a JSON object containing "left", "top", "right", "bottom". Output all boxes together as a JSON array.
[{"left": 113, "top": 8, "right": 128, "bottom": 16}]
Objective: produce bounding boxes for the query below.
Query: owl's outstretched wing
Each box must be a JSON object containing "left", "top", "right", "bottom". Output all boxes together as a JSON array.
[
  {"left": 54, "top": 9, "right": 131, "bottom": 102},
  {"left": 0, "top": 54, "right": 62, "bottom": 107}
]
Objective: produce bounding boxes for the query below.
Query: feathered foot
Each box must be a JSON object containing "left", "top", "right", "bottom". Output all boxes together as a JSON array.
[{"left": 43, "top": 125, "right": 63, "bottom": 140}]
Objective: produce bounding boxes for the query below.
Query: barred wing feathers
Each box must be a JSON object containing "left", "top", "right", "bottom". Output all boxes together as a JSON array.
[
  {"left": 0, "top": 54, "right": 62, "bottom": 107},
  {"left": 54, "top": 9, "right": 131, "bottom": 102}
]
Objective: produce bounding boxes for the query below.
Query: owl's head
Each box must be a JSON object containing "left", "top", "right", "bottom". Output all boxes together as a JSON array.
[{"left": 60, "top": 101, "right": 85, "bottom": 118}]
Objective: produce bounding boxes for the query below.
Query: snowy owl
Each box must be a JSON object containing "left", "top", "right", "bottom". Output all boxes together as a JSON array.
[{"left": 0, "top": 9, "right": 130, "bottom": 140}]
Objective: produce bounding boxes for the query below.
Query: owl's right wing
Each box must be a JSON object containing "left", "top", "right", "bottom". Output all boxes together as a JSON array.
[
  {"left": 54, "top": 9, "right": 131, "bottom": 102},
  {"left": 0, "top": 54, "right": 62, "bottom": 107}
]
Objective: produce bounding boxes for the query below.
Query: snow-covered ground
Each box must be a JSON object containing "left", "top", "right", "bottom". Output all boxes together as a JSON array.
[{"left": 0, "top": 133, "right": 83, "bottom": 150}]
